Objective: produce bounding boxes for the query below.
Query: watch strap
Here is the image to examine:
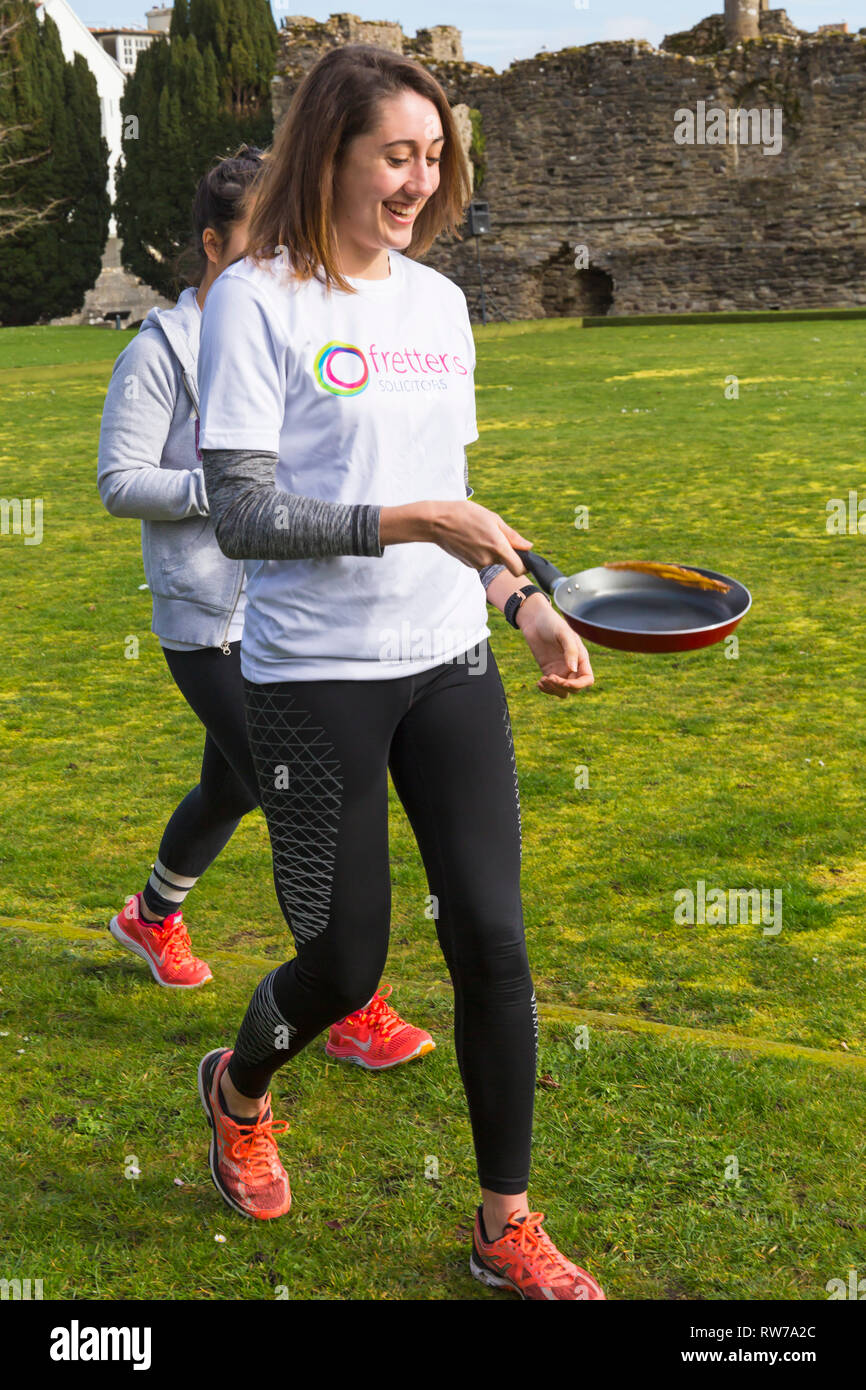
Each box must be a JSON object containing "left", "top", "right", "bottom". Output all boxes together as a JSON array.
[{"left": 504, "top": 584, "right": 547, "bottom": 629}]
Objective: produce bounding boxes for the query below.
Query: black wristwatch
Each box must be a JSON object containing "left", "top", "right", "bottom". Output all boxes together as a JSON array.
[{"left": 504, "top": 584, "right": 548, "bottom": 629}]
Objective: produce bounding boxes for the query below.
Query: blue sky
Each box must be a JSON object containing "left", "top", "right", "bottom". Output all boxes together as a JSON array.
[{"left": 80, "top": 2, "right": 866, "bottom": 71}]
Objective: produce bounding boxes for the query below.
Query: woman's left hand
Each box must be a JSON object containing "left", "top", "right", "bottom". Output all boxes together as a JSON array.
[{"left": 517, "top": 596, "right": 594, "bottom": 697}]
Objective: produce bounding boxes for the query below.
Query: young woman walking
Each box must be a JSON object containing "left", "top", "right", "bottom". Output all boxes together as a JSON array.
[
  {"left": 196, "top": 46, "right": 605, "bottom": 1300},
  {"left": 97, "top": 146, "right": 433, "bottom": 1068}
]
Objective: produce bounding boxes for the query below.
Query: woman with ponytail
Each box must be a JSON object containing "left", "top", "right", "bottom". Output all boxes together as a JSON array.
[{"left": 96, "top": 144, "right": 434, "bottom": 1069}]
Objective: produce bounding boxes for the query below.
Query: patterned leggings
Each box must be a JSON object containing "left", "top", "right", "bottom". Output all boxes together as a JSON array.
[{"left": 227, "top": 640, "right": 537, "bottom": 1195}]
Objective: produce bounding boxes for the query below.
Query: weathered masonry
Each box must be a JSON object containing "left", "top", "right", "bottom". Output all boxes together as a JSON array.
[{"left": 272, "top": 9, "right": 866, "bottom": 318}]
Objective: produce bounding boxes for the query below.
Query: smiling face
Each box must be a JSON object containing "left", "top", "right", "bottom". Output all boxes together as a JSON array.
[{"left": 331, "top": 87, "right": 444, "bottom": 276}]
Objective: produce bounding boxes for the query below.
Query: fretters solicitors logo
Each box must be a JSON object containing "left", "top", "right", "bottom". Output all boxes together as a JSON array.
[
  {"left": 313, "top": 340, "right": 469, "bottom": 397},
  {"left": 314, "top": 341, "right": 370, "bottom": 396}
]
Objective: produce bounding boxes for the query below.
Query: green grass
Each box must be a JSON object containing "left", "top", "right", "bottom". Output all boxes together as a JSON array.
[{"left": 1, "top": 315, "right": 864, "bottom": 1299}]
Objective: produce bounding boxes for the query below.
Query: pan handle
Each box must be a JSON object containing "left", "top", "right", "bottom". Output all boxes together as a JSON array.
[{"left": 520, "top": 550, "right": 566, "bottom": 595}]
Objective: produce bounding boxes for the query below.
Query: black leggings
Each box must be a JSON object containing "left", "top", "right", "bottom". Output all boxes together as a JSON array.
[
  {"left": 142, "top": 643, "right": 259, "bottom": 916},
  {"left": 228, "top": 640, "right": 537, "bottom": 1194}
]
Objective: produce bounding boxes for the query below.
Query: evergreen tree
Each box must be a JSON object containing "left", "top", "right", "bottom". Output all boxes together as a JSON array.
[
  {"left": 115, "top": 0, "right": 276, "bottom": 299},
  {"left": 0, "top": 5, "right": 41, "bottom": 242},
  {"left": 0, "top": 2, "right": 109, "bottom": 325}
]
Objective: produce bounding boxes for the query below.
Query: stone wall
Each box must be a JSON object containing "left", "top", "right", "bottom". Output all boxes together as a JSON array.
[
  {"left": 410, "top": 26, "right": 464, "bottom": 62},
  {"left": 271, "top": 13, "right": 472, "bottom": 121},
  {"left": 271, "top": 10, "right": 866, "bottom": 319},
  {"left": 272, "top": 12, "right": 403, "bottom": 93},
  {"left": 663, "top": 8, "right": 806, "bottom": 52}
]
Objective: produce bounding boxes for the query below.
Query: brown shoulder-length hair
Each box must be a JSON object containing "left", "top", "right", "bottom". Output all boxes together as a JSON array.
[{"left": 240, "top": 44, "right": 472, "bottom": 295}]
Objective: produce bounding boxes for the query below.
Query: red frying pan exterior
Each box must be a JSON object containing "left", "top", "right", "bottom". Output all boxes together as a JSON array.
[
  {"left": 521, "top": 553, "right": 751, "bottom": 655},
  {"left": 563, "top": 607, "right": 744, "bottom": 654}
]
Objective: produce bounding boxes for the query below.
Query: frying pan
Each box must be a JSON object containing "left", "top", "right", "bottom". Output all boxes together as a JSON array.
[{"left": 520, "top": 552, "right": 751, "bottom": 654}]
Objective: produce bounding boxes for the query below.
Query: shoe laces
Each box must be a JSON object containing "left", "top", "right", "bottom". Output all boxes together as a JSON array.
[
  {"left": 151, "top": 914, "right": 196, "bottom": 970},
  {"left": 228, "top": 1109, "right": 290, "bottom": 1181},
  {"left": 499, "top": 1211, "right": 575, "bottom": 1284},
  {"left": 352, "top": 986, "right": 403, "bottom": 1040}
]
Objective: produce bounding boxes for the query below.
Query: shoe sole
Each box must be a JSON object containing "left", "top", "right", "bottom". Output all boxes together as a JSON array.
[
  {"left": 470, "top": 1248, "right": 603, "bottom": 1300},
  {"left": 109, "top": 915, "right": 213, "bottom": 990},
  {"left": 469, "top": 1249, "right": 525, "bottom": 1298},
  {"left": 196, "top": 1048, "right": 290, "bottom": 1223},
  {"left": 323, "top": 1038, "right": 435, "bottom": 1070}
]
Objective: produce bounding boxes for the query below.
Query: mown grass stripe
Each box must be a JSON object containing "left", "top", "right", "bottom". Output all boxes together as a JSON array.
[
  {"left": 4, "top": 914, "right": 863, "bottom": 1073},
  {"left": 0, "top": 360, "right": 121, "bottom": 386}
]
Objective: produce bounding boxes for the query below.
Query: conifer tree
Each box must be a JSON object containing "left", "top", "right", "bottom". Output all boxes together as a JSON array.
[
  {"left": 115, "top": 0, "right": 276, "bottom": 299},
  {"left": 0, "top": 1, "right": 109, "bottom": 325}
]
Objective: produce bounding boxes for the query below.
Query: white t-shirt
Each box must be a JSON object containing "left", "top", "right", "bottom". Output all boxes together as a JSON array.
[{"left": 198, "top": 248, "right": 489, "bottom": 683}]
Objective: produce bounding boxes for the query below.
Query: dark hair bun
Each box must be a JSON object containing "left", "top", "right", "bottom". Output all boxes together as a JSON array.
[{"left": 174, "top": 144, "right": 266, "bottom": 290}]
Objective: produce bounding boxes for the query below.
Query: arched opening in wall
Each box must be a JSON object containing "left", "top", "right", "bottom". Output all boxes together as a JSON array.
[
  {"left": 573, "top": 267, "right": 615, "bottom": 317},
  {"left": 539, "top": 244, "right": 615, "bottom": 318}
]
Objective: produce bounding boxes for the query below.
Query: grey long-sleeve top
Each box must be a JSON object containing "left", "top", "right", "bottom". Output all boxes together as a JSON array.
[{"left": 199, "top": 446, "right": 507, "bottom": 591}]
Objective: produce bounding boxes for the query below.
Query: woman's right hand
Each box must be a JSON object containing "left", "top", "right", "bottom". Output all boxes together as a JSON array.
[{"left": 379, "top": 499, "right": 532, "bottom": 577}]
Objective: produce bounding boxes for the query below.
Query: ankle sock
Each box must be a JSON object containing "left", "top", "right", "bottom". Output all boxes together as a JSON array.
[
  {"left": 142, "top": 858, "right": 199, "bottom": 920},
  {"left": 478, "top": 1206, "right": 523, "bottom": 1244},
  {"left": 136, "top": 902, "right": 165, "bottom": 928},
  {"left": 218, "top": 1081, "right": 267, "bottom": 1127},
  {"left": 478, "top": 1205, "right": 491, "bottom": 1243}
]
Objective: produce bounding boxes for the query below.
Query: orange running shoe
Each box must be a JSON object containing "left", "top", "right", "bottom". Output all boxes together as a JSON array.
[
  {"left": 109, "top": 893, "right": 213, "bottom": 989},
  {"left": 324, "top": 985, "right": 435, "bottom": 1070},
  {"left": 471, "top": 1208, "right": 606, "bottom": 1301},
  {"left": 197, "top": 1048, "right": 291, "bottom": 1221}
]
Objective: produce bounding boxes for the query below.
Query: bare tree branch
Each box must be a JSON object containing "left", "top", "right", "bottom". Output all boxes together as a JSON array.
[{"left": 0, "top": 11, "right": 59, "bottom": 240}]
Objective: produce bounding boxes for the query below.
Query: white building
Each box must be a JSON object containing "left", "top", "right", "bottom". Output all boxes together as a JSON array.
[
  {"left": 91, "top": 27, "right": 156, "bottom": 75},
  {"left": 91, "top": 5, "right": 172, "bottom": 74},
  {"left": 32, "top": 0, "right": 123, "bottom": 235},
  {"left": 31, "top": 2, "right": 173, "bottom": 236}
]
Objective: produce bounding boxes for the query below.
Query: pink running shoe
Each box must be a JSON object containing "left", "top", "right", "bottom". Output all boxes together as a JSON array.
[
  {"left": 109, "top": 892, "right": 213, "bottom": 989},
  {"left": 471, "top": 1208, "right": 607, "bottom": 1301},
  {"left": 325, "top": 985, "right": 435, "bottom": 1070},
  {"left": 197, "top": 1048, "right": 291, "bottom": 1221}
]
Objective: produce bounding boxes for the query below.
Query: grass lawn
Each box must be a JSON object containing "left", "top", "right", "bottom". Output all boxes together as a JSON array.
[{"left": 0, "top": 314, "right": 864, "bottom": 1300}]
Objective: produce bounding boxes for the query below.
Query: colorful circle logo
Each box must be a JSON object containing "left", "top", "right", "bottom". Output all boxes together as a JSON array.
[{"left": 314, "top": 341, "right": 369, "bottom": 396}]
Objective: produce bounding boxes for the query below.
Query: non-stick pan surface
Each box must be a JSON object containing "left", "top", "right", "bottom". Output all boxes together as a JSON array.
[{"left": 522, "top": 553, "right": 751, "bottom": 654}]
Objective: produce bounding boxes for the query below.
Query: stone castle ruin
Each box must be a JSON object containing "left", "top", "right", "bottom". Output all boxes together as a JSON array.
[
  {"left": 54, "top": 4, "right": 866, "bottom": 323},
  {"left": 271, "top": 6, "right": 866, "bottom": 318}
]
